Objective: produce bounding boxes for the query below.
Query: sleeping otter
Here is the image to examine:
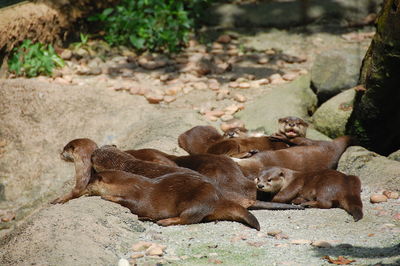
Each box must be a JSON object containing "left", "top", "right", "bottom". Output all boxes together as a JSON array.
[
  {"left": 53, "top": 138, "right": 261, "bottom": 230},
  {"left": 255, "top": 167, "right": 363, "bottom": 221}
]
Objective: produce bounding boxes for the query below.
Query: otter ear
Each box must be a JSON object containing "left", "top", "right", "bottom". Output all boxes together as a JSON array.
[
  {"left": 278, "top": 118, "right": 285, "bottom": 123},
  {"left": 254, "top": 177, "right": 259, "bottom": 184}
]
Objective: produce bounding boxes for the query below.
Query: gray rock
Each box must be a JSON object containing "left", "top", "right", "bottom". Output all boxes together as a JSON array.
[
  {"left": 237, "top": 74, "right": 329, "bottom": 140},
  {"left": 338, "top": 146, "right": 400, "bottom": 191},
  {"left": 311, "top": 48, "right": 364, "bottom": 103},
  {"left": 204, "top": 0, "right": 382, "bottom": 28},
  {"left": 312, "top": 88, "right": 355, "bottom": 138},
  {"left": 0, "top": 197, "right": 144, "bottom": 265},
  {"left": 388, "top": 149, "right": 400, "bottom": 162}
]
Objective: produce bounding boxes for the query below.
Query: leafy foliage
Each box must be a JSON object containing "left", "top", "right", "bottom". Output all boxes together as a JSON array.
[
  {"left": 8, "top": 40, "right": 64, "bottom": 78},
  {"left": 89, "top": 0, "right": 212, "bottom": 53}
]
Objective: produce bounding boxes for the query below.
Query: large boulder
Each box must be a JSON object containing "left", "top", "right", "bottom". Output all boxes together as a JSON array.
[
  {"left": 312, "top": 88, "right": 355, "bottom": 138},
  {"left": 0, "top": 197, "right": 145, "bottom": 265},
  {"left": 203, "top": 0, "right": 382, "bottom": 28},
  {"left": 311, "top": 48, "right": 364, "bottom": 103},
  {"left": 236, "top": 74, "right": 330, "bottom": 140},
  {"left": 0, "top": 79, "right": 205, "bottom": 227},
  {"left": 338, "top": 146, "right": 400, "bottom": 191},
  {"left": 388, "top": 149, "right": 400, "bottom": 162}
]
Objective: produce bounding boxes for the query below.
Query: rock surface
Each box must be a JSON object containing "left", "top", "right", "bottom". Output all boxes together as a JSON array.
[
  {"left": 312, "top": 88, "right": 355, "bottom": 138},
  {"left": 311, "top": 48, "right": 363, "bottom": 103}
]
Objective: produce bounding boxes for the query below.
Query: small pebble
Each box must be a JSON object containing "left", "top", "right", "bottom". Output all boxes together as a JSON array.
[
  {"left": 383, "top": 190, "right": 399, "bottom": 199},
  {"left": 163, "top": 96, "right": 176, "bottom": 103},
  {"left": 238, "top": 82, "right": 251, "bottom": 89},
  {"left": 118, "top": 258, "right": 130, "bottom": 266},
  {"left": 132, "top": 241, "right": 153, "bottom": 252},
  {"left": 145, "top": 245, "right": 165, "bottom": 256},
  {"left": 282, "top": 73, "right": 298, "bottom": 81},
  {"left": 370, "top": 194, "right": 388, "bottom": 203},
  {"left": 220, "top": 114, "right": 234, "bottom": 122},
  {"left": 217, "top": 34, "right": 231, "bottom": 44},
  {"left": 290, "top": 239, "right": 311, "bottom": 245},
  {"left": 267, "top": 229, "right": 282, "bottom": 237},
  {"left": 130, "top": 253, "right": 144, "bottom": 259},
  {"left": 311, "top": 241, "right": 332, "bottom": 248}
]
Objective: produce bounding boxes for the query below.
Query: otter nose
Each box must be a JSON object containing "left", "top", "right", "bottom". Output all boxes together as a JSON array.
[
  {"left": 227, "top": 131, "right": 235, "bottom": 137},
  {"left": 289, "top": 123, "right": 295, "bottom": 127},
  {"left": 257, "top": 184, "right": 264, "bottom": 189}
]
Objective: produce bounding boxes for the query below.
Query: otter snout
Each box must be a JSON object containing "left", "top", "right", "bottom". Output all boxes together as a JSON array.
[{"left": 257, "top": 183, "right": 265, "bottom": 189}]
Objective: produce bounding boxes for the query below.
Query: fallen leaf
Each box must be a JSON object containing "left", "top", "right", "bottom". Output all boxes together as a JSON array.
[{"left": 323, "top": 255, "right": 356, "bottom": 265}]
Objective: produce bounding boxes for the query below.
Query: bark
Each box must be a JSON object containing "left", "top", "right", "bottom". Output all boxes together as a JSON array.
[{"left": 346, "top": 0, "right": 400, "bottom": 155}]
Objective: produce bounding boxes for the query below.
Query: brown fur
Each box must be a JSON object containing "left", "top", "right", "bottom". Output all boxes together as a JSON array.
[
  {"left": 178, "top": 125, "right": 223, "bottom": 155},
  {"left": 125, "top": 148, "right": 178, "bottom": 167},
  {"left": 172, "top": 154, "right": 304, "bottom": 210},
  {"left": 235, "top": 136, "right": 354, "bottom": 178},
  {"left": 207, "top": 136, "right": 290, "bottom": 158},
  {"left": 93, "top": 145, "right": 303, "bottom": 210},
  {"left": 255, "top": 167, "right": 363, "bottom": 221},
  {"left": 53, "top": 139, "right": 261, "bottom": 230},
  {"left": 275, "top": 116, "right": 308, "bottom": 139}
]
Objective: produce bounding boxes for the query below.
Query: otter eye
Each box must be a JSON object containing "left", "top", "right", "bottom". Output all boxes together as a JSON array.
[
  {"left": 267, "top": 178, "right": 272, "bottom": 182},
  {"left": 279, "top": 172, "right": 284, "bottom": 176}
]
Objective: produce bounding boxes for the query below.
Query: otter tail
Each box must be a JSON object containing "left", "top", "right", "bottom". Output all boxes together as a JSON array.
[
  {"left": 206, "top": 200, "right": 260, "bottom": 231},
  {"left": 249, "top": 200, "right": 305, "bottom": 210}
]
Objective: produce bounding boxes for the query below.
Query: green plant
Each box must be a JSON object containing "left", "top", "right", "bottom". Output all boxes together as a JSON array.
[
  {"left": 8, "top": 40, "right": 64, "bottom": 78},
  {"left": 89, "top": 0, "right": 212, "bottom": 53}
]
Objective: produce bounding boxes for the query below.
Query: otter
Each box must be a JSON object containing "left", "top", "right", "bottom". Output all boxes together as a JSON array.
[
  {"left": 255, "top": 167, "right": 363, "bottom": 221},
  {"left": 275, "top": 116, "right": 308, "bottom": 139},
  {"left": 53, "top": 139, "right": 261, "bottom": 229},
  {"left": 93, "top": 144, "right": 303, "bottom": 211},
  {"left": 124, "top": 148, "right": 178, "bottom": 167},
  {"left": 234, "top": 135, "right": 354, "bottom": 178},
  {"left": 172, "top": 154, "right": 304, "bottom": 210},
  {"left": 178, "top": 125, "right": 224, "bottom": 155}
]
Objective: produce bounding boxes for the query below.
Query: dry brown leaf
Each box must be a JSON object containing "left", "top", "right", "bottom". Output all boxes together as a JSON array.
[{"left": 323, "top": 255, "right": 356, "bottom": 265}]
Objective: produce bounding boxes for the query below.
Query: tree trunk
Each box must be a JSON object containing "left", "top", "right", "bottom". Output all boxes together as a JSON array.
[{"left": 346, "top": 0, "right": 400, "bottom": 155}]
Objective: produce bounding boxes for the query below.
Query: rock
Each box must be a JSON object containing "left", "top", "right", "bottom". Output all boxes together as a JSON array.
[
  {"left": 233, "top": 94, "right": 246, "bottom": 103},
  {"left": 118, "top": 258, "right": 130, "bottom": 266},
  {"left": 145, "top": 92, "right": 164, "bottom": 104},
  {"left": 216, "top": 34, "right": 232, "bottom": 44},
  {"left": 311, "top": 88, "right": 356, "bottom": 138},
  {"left": 382, "top": 191, "right": 399, "bottom": 200},
  {"left": 192, "top": 82, "right": 208, "bottom": 90},
  {"left": 220, "top": 118, "right": 245, "bottom": 132},
  {"left": 282, "top": 73, "right": 298, "bottom": 81},
  {"left": 338, "top": 146, "right": 400, "bottom": 191},
  {"left": 311, "top": 48, "right": 364, "bottom": 103},
  {"left": 205, "top": 110, "right": 225, "bottom": 118},
  {"left": 370, "top": 194, "right": 388, "bottom": 203},
  {"left": 130, "top": 253, "right": 145, "bottom": 259},
  {"left": 0, "top": 211, "right": 16, "bottom": 222},
  {"left": 267, "top": 230, "right": 282, "bottom": 237},
  {"left": 163, "top": 96, "right": 176, "bottom": 103},
  {"left": 237, "top": 74, "right": 328, "bottom": 140},
  {"left": 145, "top": 244, "right": 165, "bottom": 256},
  {"left": 290, "top": 239, "right": 311, "bottom": 245},
  {"left": 208, "top": 79, "right": 220, "bottom": 91},
  {"left": 132, "top": 241, "right": 154, "bottom": 252},
  {"left": 388, "top": 150, "right": 400, "bottom": 162},
  {"left": 216, "top": 89, "right": 230, "bottom": 101},
  {"left": 224, "top": 104, "right": 239, "bottom": 115},
  {"left": 257, "top": 57, "right": 269, "bottom": 64},
  {"left": 311, "top": 241, "right": 332, "bottom": 248},
  {"left": 221, "top": 114, "right": 234, "bottom": 122},
  {"left": 393, "top": 213, "right": 400, "bottom": 221},
  {"left": 229, "top": 82, "right": 239, "bottom": 88},
  {"left": 269, "top": 73, "right": 285, "bottom": 85},
  {"left": 60, "top": 49, "right": 72, "bottom": 60},
  {"left": 238, "top": 82, "right": 251, "bottom": 89}
]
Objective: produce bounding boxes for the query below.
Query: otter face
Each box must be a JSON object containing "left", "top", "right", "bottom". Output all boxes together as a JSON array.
[
  {"left": 255, "top": 168, "right": 285, "bottom": 194},
  {"left": 278, "top": 116, "right": 308, "bottom": 138},
  {"left": 223, "top": 127, "right": 248, "bottom": 138},
  {"left": 60, "top": 138, "right": 98, "bottom": 162}
]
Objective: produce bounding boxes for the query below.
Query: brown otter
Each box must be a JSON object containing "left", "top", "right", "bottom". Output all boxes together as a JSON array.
[
  {"left": 178, "top": 125, "right": 224, "bottom": 155},
  {"left": 275, "top": 116, "right": 308, "bottom": 139},
  {"left": 255, "top": 167, "right": 363, "bottom": 221},
  {"left": 172, "top": 154, "right": 304, "bottom": 210},
  {"left": 92, "top": 144, "right": 303, "bottom": 211},
  {"left": 53, "top": 139, "right": 261, "bottom": 229},
  {"left": 234, "top": 136, "right": 354, "bottom": 178},
  {"left": 52, "top": 138, "right": 98, "bottom": 204},
  {"left": 124, "top": 148, "right": 178, "bottom": 167}
]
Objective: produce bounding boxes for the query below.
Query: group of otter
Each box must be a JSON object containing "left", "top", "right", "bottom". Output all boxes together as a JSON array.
[{"left": 53, "top": 116, "right": 363, "bottom": 231}]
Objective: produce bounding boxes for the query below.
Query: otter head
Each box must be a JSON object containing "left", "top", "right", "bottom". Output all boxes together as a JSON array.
[
  {"left": 60, "top": 138, "right": 98, "bottom": 162},
  {"left": 254, "top": 167, "right": 286, "bottom": 194},
  {"left": 278, "top": 116, "right": 308, "bottom": 139},
  {"left": 223, "top": 127, "right": 249, "bottom": 138}
]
